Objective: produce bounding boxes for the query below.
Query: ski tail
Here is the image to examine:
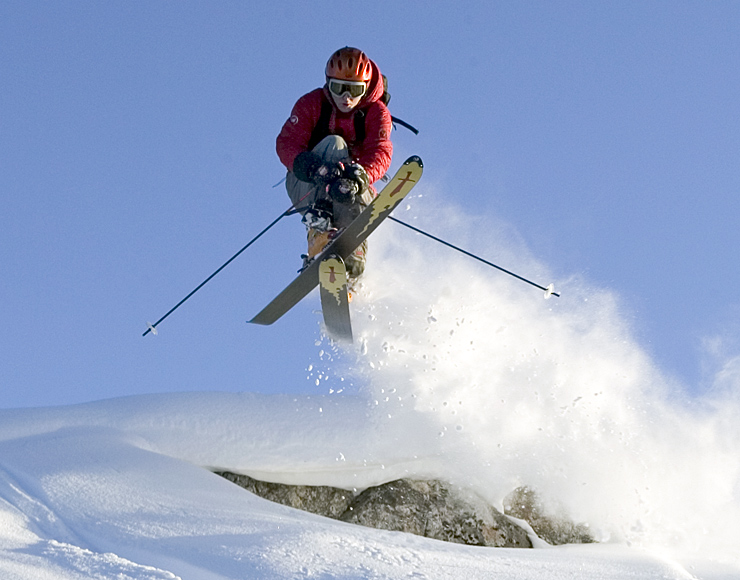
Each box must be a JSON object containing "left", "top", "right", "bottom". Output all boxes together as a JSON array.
[{"left": 319, "top": 254, "right": 352, "bottom": 342}]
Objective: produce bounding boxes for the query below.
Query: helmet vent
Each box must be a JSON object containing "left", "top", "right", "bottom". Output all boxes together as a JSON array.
[{"left": 325, "top": 47, "right": 372, "bottom": 82}]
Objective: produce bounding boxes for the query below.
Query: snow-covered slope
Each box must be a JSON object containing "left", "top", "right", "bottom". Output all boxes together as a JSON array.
[{"left": 0, "top": 393, "right": 732, "bottom": 580}]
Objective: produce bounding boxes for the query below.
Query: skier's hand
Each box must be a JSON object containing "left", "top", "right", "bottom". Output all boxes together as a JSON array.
[
  {"left": 343, "top": 162, "right": 370, "bottom": 193},
  {"left": 292, "top": 151, "right": 323, "bottom": 183},
  {"left": 329, "top": 163, "right": 369, "bottom": 204},
  {"left": 313, "top": 161, "right": 344, "bottom": 185},
  {"left": 329, "top": 178, "right": 360, "bottom": 203}
]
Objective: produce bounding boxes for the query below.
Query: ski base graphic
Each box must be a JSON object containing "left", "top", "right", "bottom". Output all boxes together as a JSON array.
[{"left": 319, "top": 255, "right": 352, "bottom": 342}]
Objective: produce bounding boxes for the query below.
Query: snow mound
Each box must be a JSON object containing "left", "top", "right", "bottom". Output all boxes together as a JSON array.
[{"left": 0, "top": 396, "right": 723, "bottom": 579}]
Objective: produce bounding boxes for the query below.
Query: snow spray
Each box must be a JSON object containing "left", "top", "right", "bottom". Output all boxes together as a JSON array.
[{"left": 339, "top": 195, "right": 740, "bottom": 566}]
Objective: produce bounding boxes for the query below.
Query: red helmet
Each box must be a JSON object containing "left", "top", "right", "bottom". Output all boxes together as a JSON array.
[{"left": 325, "top": 47, "right": 373, "bottom": 82}]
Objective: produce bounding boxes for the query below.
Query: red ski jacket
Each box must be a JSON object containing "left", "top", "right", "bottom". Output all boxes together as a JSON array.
[{"left": 276, "top": 60, "right": 393, "bottom": 187}]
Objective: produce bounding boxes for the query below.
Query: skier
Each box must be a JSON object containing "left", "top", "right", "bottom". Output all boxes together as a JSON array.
[{"left": 276, "top": 47, "right": 393, "bottom": 281}]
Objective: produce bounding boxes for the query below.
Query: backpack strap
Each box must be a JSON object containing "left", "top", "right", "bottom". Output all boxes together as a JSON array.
[
  {"left": 354, "top": 108, "right": 420, "bottom": 138},
  {"left": 307, "top": 97, "right": 333, "bottom": 151},
  {"left": 306, "top": 96, "right": 373, "bottom": 148},
  {"left": 391, "top": 116, "right": 419, "bottom": 135},
  {"left": 354, "top": 109, "right": 367, "bottom": 143},
  {"left": 307, "top": 91, "right": 419, "bottom": 153}
]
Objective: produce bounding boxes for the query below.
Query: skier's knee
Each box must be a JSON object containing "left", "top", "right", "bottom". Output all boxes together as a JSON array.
[{"left": 312, "top": 135, "right": 350, "bottom": 164}]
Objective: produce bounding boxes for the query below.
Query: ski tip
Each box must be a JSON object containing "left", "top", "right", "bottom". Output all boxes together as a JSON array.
[
  {"left": 404, "top": 155, "right": 423, "bottom": 168},
  {"left": 145, "top": 322, "right": 159, "bottom": 336}
]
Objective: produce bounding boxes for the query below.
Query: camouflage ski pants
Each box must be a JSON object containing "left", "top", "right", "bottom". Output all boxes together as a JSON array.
[{"left": 286, "top": 135, "right": 371, "bottom": 278}]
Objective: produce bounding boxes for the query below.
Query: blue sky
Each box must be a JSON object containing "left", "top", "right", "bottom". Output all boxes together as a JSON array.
[{"left": 1, "top": 1, "right": 738, "bottom": 408}]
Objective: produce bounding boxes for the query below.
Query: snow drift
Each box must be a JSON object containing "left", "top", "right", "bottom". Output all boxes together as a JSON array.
[{"left": 0, "top": 393, "right": 733, "bottom": 579}]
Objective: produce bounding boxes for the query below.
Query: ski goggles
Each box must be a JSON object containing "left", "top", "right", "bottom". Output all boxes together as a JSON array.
[{"left": 327, "top": 78, "right": 367, "bottom": 99}]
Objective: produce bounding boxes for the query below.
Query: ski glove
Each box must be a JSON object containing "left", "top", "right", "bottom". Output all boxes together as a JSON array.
[
  {"left": 328, "top": 178, "right": 360, "bottom": 203},
  {"left": 292, "top": 151, "right": 323, "bottom": 183},
  {"left": 329, "top": 163, "right": 369, "bottom": 204},
  {"left": 344, "top": 162, "right": 370, "bottom": 192},
  {"left": 313, "top": 161, "right": 344, "bottom": 185},
  {"left": 294, "top": 152, "right": 345, "bottom": 186}
]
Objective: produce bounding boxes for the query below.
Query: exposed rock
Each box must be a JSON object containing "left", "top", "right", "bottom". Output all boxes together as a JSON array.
[
  {"left": 217, "top": 472, "right": 352, "bottom": 519},
  {"left": 216, "top": 472, "right": 531, "bottom": 548},
  {"left": 341, "top": 479, "right": 531, "bottom": 548},
  {"left": 503, "top": 486, "right": 595, "bottom": 545}
]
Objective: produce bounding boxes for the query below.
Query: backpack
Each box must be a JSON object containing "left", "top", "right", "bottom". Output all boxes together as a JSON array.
[
  {"left": 377, "top": 75, "right": 419, "bottom": 135},
  {"left": 307, "top": 75, "right": 418, "bottom": 150}
]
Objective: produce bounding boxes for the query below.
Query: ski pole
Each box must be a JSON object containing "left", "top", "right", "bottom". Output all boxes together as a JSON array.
[
  {"left": 388, "top": 216, "right": 560, "bottom": 298},
  {"left": 143, "top": 204, "right": 294, "bottom": 337}
]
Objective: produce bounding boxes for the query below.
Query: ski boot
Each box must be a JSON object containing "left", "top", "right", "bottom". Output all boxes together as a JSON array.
[
  {"left": 344, "top": 240, "right": 367, "bottom": 280},
  {"left": 300, "top": 200, "right": 336, "bottom": 271}
]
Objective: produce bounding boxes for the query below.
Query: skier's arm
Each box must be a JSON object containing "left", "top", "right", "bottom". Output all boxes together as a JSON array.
[
  {"left": 276, "top": 90, "right": 323, "bottom": 172},
  {"left": 353, "top": 103, "right": 393, "bottom": 185}
]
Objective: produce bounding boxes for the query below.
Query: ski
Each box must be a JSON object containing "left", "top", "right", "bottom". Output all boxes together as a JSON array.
[
  {"left": 319, "top": 255, "right": 353, "bottom": 342},
  {"left": 249, "top": 155, "right": 423, "bottom": 326}
]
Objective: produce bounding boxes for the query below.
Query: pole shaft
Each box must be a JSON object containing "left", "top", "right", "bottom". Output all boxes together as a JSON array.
[
  {"left": 388, "top": 216, "right": 560, "bottom": 297},
  {"left": 142, "top": 206, "right": 292, "bottom": 336}
]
